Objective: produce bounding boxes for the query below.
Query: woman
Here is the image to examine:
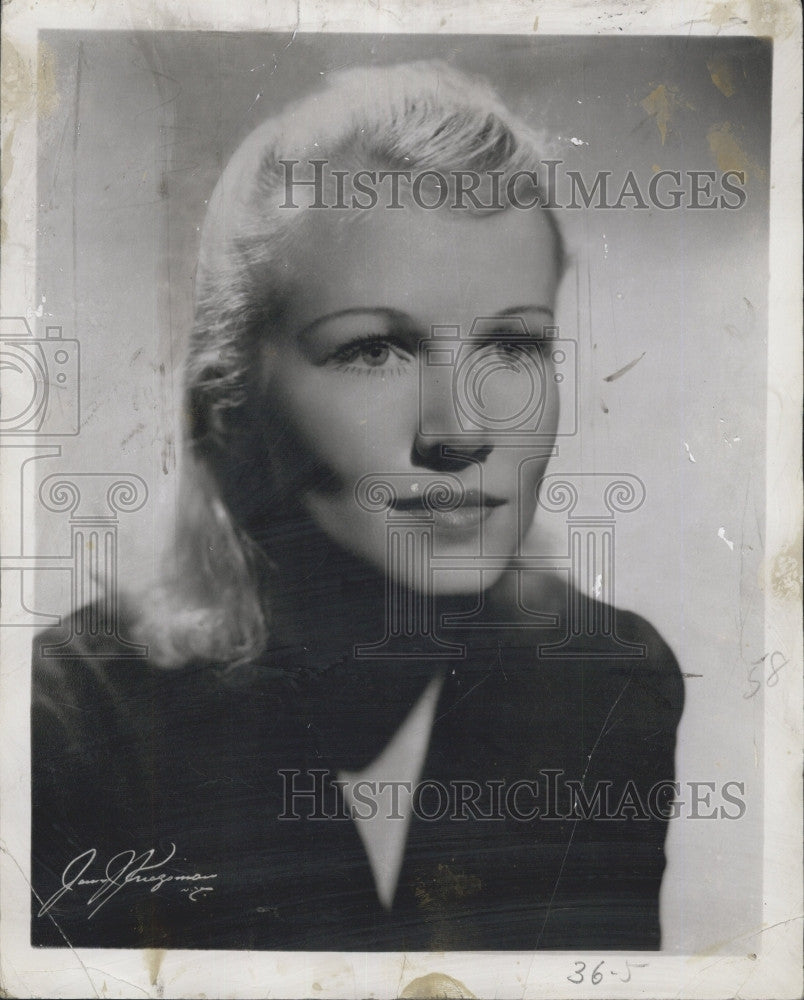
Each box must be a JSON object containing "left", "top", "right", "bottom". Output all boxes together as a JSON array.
[{"left": 31, "top": 61, "right": 683, "bottom": 952}]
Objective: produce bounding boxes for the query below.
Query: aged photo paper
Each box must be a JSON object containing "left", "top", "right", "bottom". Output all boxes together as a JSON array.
[{"left": 1, "top": 1, "right": 801, "bottom": 997}]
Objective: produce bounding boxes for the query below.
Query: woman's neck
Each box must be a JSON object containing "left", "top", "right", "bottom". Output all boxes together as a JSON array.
[{"left": 253, "top": 512, "right": 489, "bottom": 655}]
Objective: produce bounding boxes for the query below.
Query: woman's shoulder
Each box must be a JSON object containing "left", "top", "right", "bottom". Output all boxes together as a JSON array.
[
  {"left": 516, "top": 570, "right": 680, "bottom": 652},
  {"left": 31, "top": 604, "right": 216, "bottom": 743},
  {"left": 31, "top": 602, "right": 295, "bottom": 748},
  {"left": 597, "top": 603, "right": 686, "bottom": 728},
  {"left": 491, "top": 572, "right": 685, "bottom": 715}
]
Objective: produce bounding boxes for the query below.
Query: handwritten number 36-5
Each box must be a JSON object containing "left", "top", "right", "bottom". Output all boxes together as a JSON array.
[{"left": 567, "top": 960, "right": 644, "bottom": 985}]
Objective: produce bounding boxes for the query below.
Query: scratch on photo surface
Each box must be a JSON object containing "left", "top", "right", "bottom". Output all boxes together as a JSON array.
[
  {"left": 685, "top": 913, "right": 804, "bottom": 973},
  {"left": 737, "top": 475, "right": 754, "bottom": 655},
  {"left": 367, "top": 0, "right": 403, "bottom": 23},
  {"left": 86, "top": 969, "right": 150, "bottom": 997},
  {"left": 290, "top": 0, "right": 301, "bottom": 41},
  {"left": 71, "top": 41, "right": 87, "bottom": 339},
  {"left": 395, "top": 953, "right": 409, "bottom": 999},
  {"left": 495, "top": 640, "right": 508, "bottom": 681},
  {"left": 529, "top": 675, "right": 633, "bottom": 957},
  {"left": 435, "top": 671, "right": 492, "bottom": 722},
  {"left": 0, "top": 838, "right": 100, "bottom": 998},
  {"left": 603, "top": 351, "right": 645, "bottom": 382}
]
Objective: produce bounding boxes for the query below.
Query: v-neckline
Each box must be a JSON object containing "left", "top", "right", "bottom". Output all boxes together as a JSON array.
[{"left": 336, "top": 671, "right": 445, "bottom": 910}]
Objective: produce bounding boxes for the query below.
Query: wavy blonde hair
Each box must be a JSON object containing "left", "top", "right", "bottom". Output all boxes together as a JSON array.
[{"left": 135, "top": 60, "right": 564, "bottom": 668}]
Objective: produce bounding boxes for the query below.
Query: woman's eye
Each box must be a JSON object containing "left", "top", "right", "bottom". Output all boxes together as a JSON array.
[
  {"left": 360, "top": 342, "right": 391, "bottom": 366},
  {"left": 329, "top": 336, "right": 411, "bottom": 372}
]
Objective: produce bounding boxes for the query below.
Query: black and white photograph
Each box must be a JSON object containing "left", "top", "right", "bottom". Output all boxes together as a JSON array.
[{"left": 0, "top": 1, "right": 801, "bottom": 997}]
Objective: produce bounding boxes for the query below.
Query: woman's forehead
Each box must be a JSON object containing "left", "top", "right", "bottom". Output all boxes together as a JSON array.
[{"left": 284, "top": 204, "right": 560, "bottom": 332}]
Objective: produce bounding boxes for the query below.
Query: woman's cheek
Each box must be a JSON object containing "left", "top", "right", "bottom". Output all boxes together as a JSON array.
[
  {"left": 287, "top": 373, "right": 412, "bottom": 474},
  {"left": 518, "top": 456, "right": 550, "bottom": 523}
]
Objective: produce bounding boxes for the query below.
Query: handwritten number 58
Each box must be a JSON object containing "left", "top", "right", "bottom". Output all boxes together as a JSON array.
[{"left": 745, "top": 651, "right": 788, "bottom": 698}]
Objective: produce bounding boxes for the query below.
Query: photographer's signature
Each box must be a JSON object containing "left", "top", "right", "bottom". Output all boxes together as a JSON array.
[{"left": 38, "top": 844, "right": 218, "bottom": 919}]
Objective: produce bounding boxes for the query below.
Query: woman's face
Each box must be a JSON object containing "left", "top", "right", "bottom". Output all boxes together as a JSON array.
[{"left": 253, "top": 200, "right": 562, "bottom": 594}]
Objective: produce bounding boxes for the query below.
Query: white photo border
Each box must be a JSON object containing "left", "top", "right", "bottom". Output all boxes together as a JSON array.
[{"left": 1, "top": 2, "right": 801, "bottom": 998}]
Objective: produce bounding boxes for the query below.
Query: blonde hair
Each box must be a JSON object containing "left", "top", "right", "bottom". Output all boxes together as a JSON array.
[{"left": 135, "top": 60, "right": 564, "bottom": 668}]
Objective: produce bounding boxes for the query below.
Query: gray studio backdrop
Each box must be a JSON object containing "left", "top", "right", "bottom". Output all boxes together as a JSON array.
[{"left": 32, "top": 32, "right": 771, "bottom": 953}]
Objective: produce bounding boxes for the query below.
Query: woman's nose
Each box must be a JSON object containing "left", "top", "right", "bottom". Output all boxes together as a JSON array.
[
  {"left": 411, "top": 366, "right": 495, "bottom": 471},
  {"left": 412, "top": 434, "right": 493, "bottom": 472}
]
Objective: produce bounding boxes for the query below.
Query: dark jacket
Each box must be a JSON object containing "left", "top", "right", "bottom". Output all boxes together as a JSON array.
[{"left": 31, "top": 601, "right": 683, "bottom": 951}]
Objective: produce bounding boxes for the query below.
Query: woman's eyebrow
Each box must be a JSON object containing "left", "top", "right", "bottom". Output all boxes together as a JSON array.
[
  {"left": 298, "top": 307, "right": 411, "bottom": 342},
  {"left": 495, "top": 305, "right": 555, "bottom": 320},
  {"left": 297, "top": 305, "right": 554, "bottom": 343}
]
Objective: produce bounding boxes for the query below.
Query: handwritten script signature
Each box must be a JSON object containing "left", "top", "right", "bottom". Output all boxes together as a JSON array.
[{"left": 38, "top": 844, "right": 218, "bottom": 919}]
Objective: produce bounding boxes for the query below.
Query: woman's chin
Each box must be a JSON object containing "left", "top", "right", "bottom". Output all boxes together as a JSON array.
[
  {"left": 389, "top": 565, "right": 505, "bottom": 598},
  {"left": 304, "top": 505, "right": 521, "bottom": 597}
]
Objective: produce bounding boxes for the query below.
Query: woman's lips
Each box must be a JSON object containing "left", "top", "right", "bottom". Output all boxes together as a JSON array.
[
  {"left": 391, "top": 489, "right": 508, "bottom": 533},
  {"left": 431, "top": 503, "right": 499, "bottom": 532}
]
